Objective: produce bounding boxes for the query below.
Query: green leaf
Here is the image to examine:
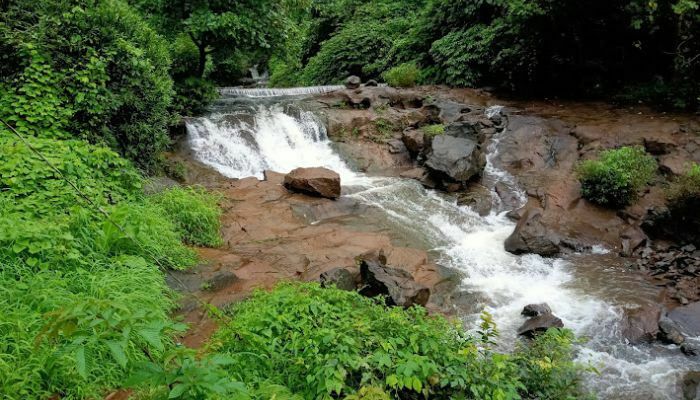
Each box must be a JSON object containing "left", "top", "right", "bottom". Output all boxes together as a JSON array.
[
  {"left": 169, "top": 383, "right": 189, "bottom": 399},
  {"left": 137, "top": 327, "right": 164, "bottom": 352},
  {"left": 74, "top": 346, "right": 87, "bottom": 379},
  {"left": 106, "top": 340, "right": 128, "bottom": 368}
]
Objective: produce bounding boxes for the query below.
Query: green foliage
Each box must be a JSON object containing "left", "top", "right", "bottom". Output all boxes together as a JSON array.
[
  {"left": 0, "top": 0, "right": 175, "bottom": 171},
  {"left": 0, "top": 135, "right": 142, "bottom": 217},
  {"left": 148, "top": 186, "right": 223, "bottom": 247},
  {"left": 211, "top": 282, "right": 589, "bottom": 399},
  {"left": 577, "top": 146, "right": 657, "bottom": 208},
  {"left": 0, "top": 260, "right": 176, "bottom": 399},
  {"left": 371, "top": 118, "right": 396, "bottom": 143},
  {"left": 515, "top": 329, "right": 595, "bottom": 400},
  {"left": 666, "top": 163, "right": 700, "bottom": 217},
  {"left": 420, "top": 124, "right": 445, "bottom": 137},
  {"left": 383, "top": 63, "right": 420, "bottom": 88}
]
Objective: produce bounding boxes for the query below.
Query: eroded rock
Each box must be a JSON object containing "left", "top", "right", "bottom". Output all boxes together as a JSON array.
[
  {"left": 683, "top": 371, "right": 700, "bottom": 400},
  {"left": 658, "top": 316, "right": 686, "bottom": 345},
  {"left": 358, "top": 254, "right": 430, "bottom": 307},
  {"left": 284, "top": 167, "right": 341, "bottom": 199}
]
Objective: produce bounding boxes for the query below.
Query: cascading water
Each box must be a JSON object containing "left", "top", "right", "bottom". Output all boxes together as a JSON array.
[{"left": 186, "top": 93, "right": 697, "bottom": 399}]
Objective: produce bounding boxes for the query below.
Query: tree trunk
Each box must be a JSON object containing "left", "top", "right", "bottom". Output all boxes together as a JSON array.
[{"left": 197, "top": 43, "right": 207, "bottom": 78}]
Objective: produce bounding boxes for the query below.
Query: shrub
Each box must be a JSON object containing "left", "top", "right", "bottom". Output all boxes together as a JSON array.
[
  {"left": 0, "top": 135, "right": 143, "bottom": 217},
  {"left": 383, "top": 62, "right": 420, "bottom": 88},
  {"left": 421, "top": 124, "right": 445, "bottom": 137},
  {"left": 577, "top": 146, "right": 657, "bottom": 208},
  {"left": 148, "top": 186, "right": 223, "bottom": 247},
  {"left": 211, "top": 282, "right": 589, "bottom": 399}
]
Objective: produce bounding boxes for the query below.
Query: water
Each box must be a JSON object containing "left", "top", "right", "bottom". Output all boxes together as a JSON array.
[
  {"left": 186, "top": 93, "right": 696, "bottom": 399},
  {"left": 218, "top": 85, "right": 346, "bottom": 97}
]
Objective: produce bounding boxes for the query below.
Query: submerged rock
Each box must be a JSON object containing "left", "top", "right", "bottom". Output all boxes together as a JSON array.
[
  {"left": 358, "top": 254, "right": 430, "bottom": 308},
  {"left": 345, "top": 75, "right": 361, "bottom": 89},
  {"left": 517, "top": 313, "right": 564, "bottom": 338},
  {"left": 682, "top": 342, "right": 699, "bottom": 357},
  {"left": 284, "top": 167, "right": 341, "bottom": 199},
  {"left": 620, "top": 304, "right": 662, "bottom": 344},
  {"left": 504, "top": 207, "right": 560, "bottom": 256},
  {"left": 521, "top": 303, "right": 552, "bottom": 317},
  {"left": 319, "top": 268, "right": 357, "bottom": 291}
]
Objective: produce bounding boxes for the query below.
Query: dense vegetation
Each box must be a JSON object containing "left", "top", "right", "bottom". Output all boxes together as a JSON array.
[
  {"left": 272, "top": 0, "right": 699, "bottom": 110},
  {"left": 577, "top": 146, "right": 657, "bottom": 208},
  {"left": 6, "top": 0, "right": 690, "bottom": 397}
]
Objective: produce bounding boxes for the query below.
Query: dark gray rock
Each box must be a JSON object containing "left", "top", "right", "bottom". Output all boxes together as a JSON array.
[
  {"left": 320, "top": 268, "right": 357, "bottom": 291},
  {"left": 522, "top": 303, "right": 552, "bottom": 317},
  {"left": 517, "top": 313, "right": 564, "bottom": 338},
  {"left": 424, "top": 134, "right": 485, "bottom": 183},
  {"left": 387, "top": 139, "right": 408, "bottom": 154},
  {"left": 682, "top": 342, "right": 699, "bottom": 357},
  {"left": 364, "top": 79, "right": 378, "bottom": 87},
  {"left": 658, "top": 317, "right": 686, "bottom": 345},
  {"left": 345, "top": 75, "right": 361, "bottom": 89},
  {"left": 504, "top": 208, "right": 561, "bottom": 257},
  {"left": 669, "top": 302, "right": 700, "bottom": 336},
  {"left": 358, "top": 255, "right": 430, "bottom": 308},
  {"left": 620, "top": 304, "right": 662, "bottom": 344}
]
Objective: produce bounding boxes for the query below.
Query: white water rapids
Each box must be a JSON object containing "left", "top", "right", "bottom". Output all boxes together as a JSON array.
[{"left": 186, "top": 92, "right": 695, "bottom": 399}]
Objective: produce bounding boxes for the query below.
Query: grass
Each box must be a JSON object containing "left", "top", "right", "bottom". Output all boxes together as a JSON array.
[{"left": 421, "top": 124, "right": 445, "bottom": 137}]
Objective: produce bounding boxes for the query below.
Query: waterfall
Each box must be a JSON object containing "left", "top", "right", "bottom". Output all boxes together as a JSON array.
[
  {"left": 217, "top": 85, "right": 346, "bottom": 98},
  {"left": 185, "top": 95, "right": 695, "bottom": 400}
]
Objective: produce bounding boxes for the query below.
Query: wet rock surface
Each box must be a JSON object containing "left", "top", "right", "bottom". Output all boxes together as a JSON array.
[
  {"left": 284, "top": 167, "right": 341, "bottom": 199},
  {"left": 683, "top": 371, "right": 700, "bottom": 400},
  {"left": 620, "top": 303, "right": 662, "bottom": 344},
  {"left": 522, "top": 303, "right": 553, "bottom": 317},
  {"left": 504, "top": 207, "right": 561, "bottom": 256},
  {"left": 517, "top": 313, "right": 564, "bottom": 338}
]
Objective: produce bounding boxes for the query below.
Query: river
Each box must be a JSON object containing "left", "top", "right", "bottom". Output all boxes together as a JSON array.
[{"left": 185, "top": 87, "right": 697, "bottom": 399}]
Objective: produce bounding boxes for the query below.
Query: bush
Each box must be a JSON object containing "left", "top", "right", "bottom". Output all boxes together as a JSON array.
[
  {"left": 0, "top": 0, "right": 174, "bottom": 171},
  {"left": 577, "top": 146, "right": 657, "bottom": 208},
  {"left": 383, "top": 63, "right": 420, "bottom": 87},
  {"left": 148, "top": 186, "right": 223, "bottom": 247},
  {"left": 211, "top": 282, "right": 589, "bottom": 399},
  {"left": 0, "top": 135, "right": 143, "bottom": 217}
]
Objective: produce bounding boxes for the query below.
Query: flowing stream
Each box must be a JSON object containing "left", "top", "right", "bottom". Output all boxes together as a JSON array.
[{"left": 186, "top": 89, "right": 696, "bottom": 399}]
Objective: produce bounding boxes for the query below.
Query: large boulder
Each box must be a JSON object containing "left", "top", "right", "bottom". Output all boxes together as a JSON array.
[
  {"left": 284, "top": 167, "right": 341, "bottom": 199},
  {"left": 620, "top": 304, "right": 662, "bottom": 344},
  {"left": 345, "top": 75, "right": 361, "bottom": 89},
  {"left": 504, "top": 208, "right": 561, "bottom": 256},
  {"left": 358, "top": 254, "right": 430, "bottom": 307},
  {"left": 319, "top": 268, "right": 357, "bottom": 291},
  {"left": 517, "top": 313, "right": 564, "bottom": 338},
  {"left": 424, "top": 134, "right": 485, "bottom": 183}
]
